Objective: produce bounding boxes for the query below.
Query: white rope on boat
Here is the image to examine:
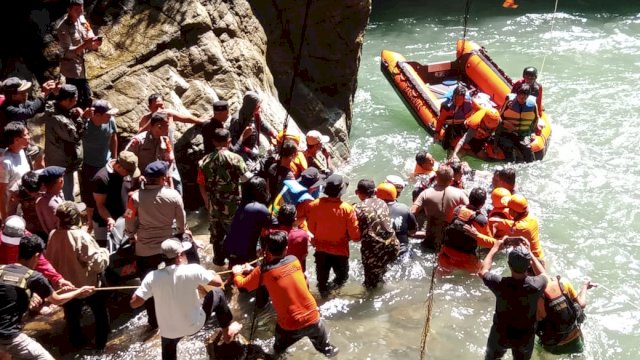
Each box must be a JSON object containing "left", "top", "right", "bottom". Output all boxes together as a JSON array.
[{"left": 539, "top": 0, "right": 560, "bottom": 80}]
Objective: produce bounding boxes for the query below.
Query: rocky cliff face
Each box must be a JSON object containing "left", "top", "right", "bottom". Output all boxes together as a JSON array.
[
  {"left": 250, "top": 0, "right": 372, "bottom": 160},
  {"left": 1, "top": 0, "right": 371, "bottom": 209}
]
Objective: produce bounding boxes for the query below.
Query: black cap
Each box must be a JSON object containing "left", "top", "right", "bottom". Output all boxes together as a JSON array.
[
  {"left": 213, "top": 100, "right": 229, "bottom": 111},
  {"left": 508, "top": 246, "right": 532, "bottom": 273},
  {"left": 57, "top": 84, "right": 78, "bottom": 101},
  {"left": 323, "top": 174, "right": 347, "bottom": 198},
  {"left": 143, "top": 160, "right": 169, "bottom": 178},
  {"left": 92, "top": 99, "right": 118, "bottom": 115},
  {"left": 69, "top": 0, "right": 83, "bottom": 5},
  {"left": 298, "top": 168, "right": 325, "bottom": 189},
  {"left": 40, "top": 166, "right": 66, "bottom": 183}
]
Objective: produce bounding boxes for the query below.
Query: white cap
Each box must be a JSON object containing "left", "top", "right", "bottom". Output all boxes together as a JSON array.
[
  {"left": 385, "top": 175, "right": 406, "bottom": 187},
  {"left": 306, "top": 130, "right": 330, "bottom": 146},
  {"left": 161, "top": 238, "right": 192, "bottom": 259},
  {"left": 2, "top": 216, "right": 26, "bottom": 245}
]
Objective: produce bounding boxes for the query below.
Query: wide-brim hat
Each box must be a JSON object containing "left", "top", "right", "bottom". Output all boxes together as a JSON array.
[
  {"left": 117, "top": 151, "right": 141, "bottom": 178},
  {"left": 2, "top": 77, "right": 32, "bottom": 94},
  {"left": 323, "top": 174, "right": 347, "bottom": 197},
  {"left": 298, "top": 167, "right": 325, "bottom": 189}
]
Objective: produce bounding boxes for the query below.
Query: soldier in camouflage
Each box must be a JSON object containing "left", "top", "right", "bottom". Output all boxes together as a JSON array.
[
  {"left": 198, "top": 128, "right": 253, "bottom": 266},
  {"left": 354, "top": 179, "right": 400, "bottom": 289}
]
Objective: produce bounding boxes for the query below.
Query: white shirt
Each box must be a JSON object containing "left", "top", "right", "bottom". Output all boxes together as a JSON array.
[
  {"left": 135, "top": 263, "right": 214, "bottom": 339},
  {"left": 0, "top": 149, "right": 30, "bottom": 191}
]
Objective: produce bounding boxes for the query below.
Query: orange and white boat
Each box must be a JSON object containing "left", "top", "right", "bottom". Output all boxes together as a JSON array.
[{"left": 380, "top": 40, "right": 551, "bottom": 162}]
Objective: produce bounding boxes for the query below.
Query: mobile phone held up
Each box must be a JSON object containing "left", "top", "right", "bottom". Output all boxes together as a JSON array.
[{"left": 503, "top": 237, "right": 523, "bottom": 247}]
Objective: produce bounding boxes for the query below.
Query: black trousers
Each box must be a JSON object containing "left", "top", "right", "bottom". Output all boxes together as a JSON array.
[
  {"left": 63, "top": 292, "right": 110, "bottom": 349},
  {"left": 498, "top": 133, "right": 535, "bottom": 162},
  {"left": 65, "top": 77, "right": 93, "bottom": 109},
  {"left": 136, "top": 254, "right": 165, "bottom": 328},
  {"left": 274, "top": 320, "right": 333, "bottom": 356},
  {"left": 160, "top": 288, "right": 233, "bottom": 360},
  {"left": 484, "top": 323, "right": 535, "bottom": 360},
  {"left": 314, "top": 251, "right": 349, "bottom": 294}
]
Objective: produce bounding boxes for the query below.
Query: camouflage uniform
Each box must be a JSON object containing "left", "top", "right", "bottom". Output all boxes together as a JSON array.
[
  {"left": 199, "top": 148, "right": 251, "bottom": 266},
  {"left": 354, "top": 197, "right": 400, "bottom": 289}
]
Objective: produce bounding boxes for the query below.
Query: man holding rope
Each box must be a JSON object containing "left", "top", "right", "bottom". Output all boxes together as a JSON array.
[{"left": 130, "top": 238, "right": 241, "bottom": 360}]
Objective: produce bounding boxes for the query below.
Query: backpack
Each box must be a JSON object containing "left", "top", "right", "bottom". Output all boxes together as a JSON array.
[
  {"left": 0, "top": 265, "right": 35, "bottom": 297},
  {"left": 443, "top": 205, "right": 483, "bottom": 255},
  {"left": 536, "top": 275, "right": 585, "bottom": 346}
]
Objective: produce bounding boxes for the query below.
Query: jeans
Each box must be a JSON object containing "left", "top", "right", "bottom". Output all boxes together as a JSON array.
[
  {"left": 136, "top": 254, "right": 165, "bottom": 328},
  {"left": 160, "top": 288, "right": 233, "bottom": 360},
  {"left": 0, "top": 333, "right": 54, "bottom": 360}
]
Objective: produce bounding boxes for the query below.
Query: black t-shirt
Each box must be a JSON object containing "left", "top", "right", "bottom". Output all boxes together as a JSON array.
[
  {"left": 91, "top": 165, "right": 131, "bottom": 226},
  {"left": 482, "top": 272, "right": 547, "bottom": 340},
  {"left": 266, "top": 164, "right": 294, "bottom": 203},
  {"left": 0, "top": 264, "right": 53, "bottom": 339},
  {"left": 388, "top": 201, "right": 418, "bottom": 245}
]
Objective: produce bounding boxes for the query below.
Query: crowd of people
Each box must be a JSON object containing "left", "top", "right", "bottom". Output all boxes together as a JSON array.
[
  {"left": 0, "top": 1, "right": 594, "bottom": 359},
  {"left": 437, "top": 66, "right": 545, "bottom": 163}
]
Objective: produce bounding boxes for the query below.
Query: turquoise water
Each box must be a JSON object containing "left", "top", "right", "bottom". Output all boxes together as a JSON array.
[
  {"left": 326, "top": 1, "right": 639, "bottom": 359},
  {"left": 49, "top": 2, "right": 640, "bottom": 359}
]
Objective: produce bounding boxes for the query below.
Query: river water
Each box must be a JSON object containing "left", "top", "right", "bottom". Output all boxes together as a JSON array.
[{"left": 37, "top": 1, "right": 640, "bottom": 359}]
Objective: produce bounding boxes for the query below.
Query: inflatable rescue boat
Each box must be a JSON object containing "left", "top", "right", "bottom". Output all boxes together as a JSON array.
[{"left": 381, "top": 40, "right": 551, "bottom": 162}]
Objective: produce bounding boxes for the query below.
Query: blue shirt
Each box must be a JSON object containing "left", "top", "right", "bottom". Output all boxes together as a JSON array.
[
  {"left": 224, "top": 201, "right": 273, "bottom": 259},
  {"left": 82, "top": 117, "right": 117, "bottom": 168}
]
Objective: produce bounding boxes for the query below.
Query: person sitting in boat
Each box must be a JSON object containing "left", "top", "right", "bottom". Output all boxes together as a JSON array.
[
  {"left": 511, "top": 66, "right": 543, "bottom": 116},
  {"left": 497, "top": 84, "right": 539, "bottom": 162},
  {"left": 435, "top": 85, "right": 475, "bottom": 150},
  {"left": 450, "top": 107, "right": 501, "bottom": 160}
]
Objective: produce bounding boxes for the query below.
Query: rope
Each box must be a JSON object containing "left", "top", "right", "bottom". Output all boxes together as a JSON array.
[
  {"left": 594, "top": 283, "right": 640, "bottom": 311},
  {"left": 538, "top": 0, "right": 560, "bottom": 79},
  {"left": 277, "top": 0, "right": 314, "bottom": 156},
  {"left": 458, "top": 0, "right": 473, "bottom": 84},
  {"left": 418, "top": 188, "right": 447, "bottom": 359}
]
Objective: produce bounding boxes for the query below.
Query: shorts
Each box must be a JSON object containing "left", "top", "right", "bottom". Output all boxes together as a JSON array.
[{"left": 0, "top": 333, "right": 54, "bottom": 360}]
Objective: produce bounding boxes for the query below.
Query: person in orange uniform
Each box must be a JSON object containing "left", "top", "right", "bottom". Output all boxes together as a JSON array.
[
  {"left": 495, "top": 194, "right": 543, "bottom": 259},
  {"left": 305, "top": 174, "right": 360, "bottom": 296},
  {"left": 488, "top": 187, "right": 512, "bottom": 238},
  {"left": 450, "top": 107, "right": 502, "bottom": 160},
  {"left": 439, "top": 188, "right": 494, "bottom": 273},
  {"left": 411, "top": 151, "right": 437, "bottom": 178},
  {"left": 273, "top": 130, "right": 308, "bottom": 178},
  {"left": 233, "top": 231, "right": 339, "bottom": 358},
  {"left": 435, "top": 85, "right": 476, "bottom": 150}
]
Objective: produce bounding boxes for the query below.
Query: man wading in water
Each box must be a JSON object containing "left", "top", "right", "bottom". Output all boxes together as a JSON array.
[{"left": 131, "top": 238, "right": 241, "bottom": 360}]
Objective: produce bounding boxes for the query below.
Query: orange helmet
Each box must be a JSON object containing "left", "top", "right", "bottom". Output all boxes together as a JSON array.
[
  {"left": 491, "top": 187, "right": 511, "bottom": 207},
  {"left": 501, "top": 194, "right": 528, "bottom": 213},
  {"left": 483, "top": 108, "right": 501, "bottom": 128},
  {"left": 376, "top": 183, "right": 397, "bottom": 202}
]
